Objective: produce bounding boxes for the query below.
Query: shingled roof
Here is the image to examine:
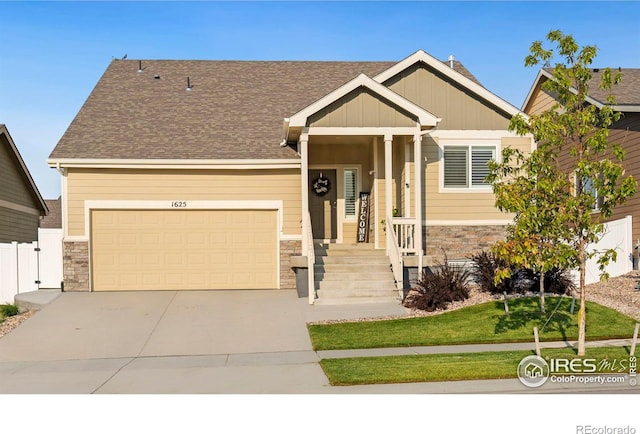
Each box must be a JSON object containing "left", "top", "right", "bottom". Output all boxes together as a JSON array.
[{"left": 49, "top": 57, "right": 482, "bottom": 161}]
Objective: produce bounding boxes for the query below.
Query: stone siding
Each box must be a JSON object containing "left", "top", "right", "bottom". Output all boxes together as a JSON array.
[
  {"left": 63, "top": 241, "right": 90, "bottom": 291},
  {"left": 424, "top": 225, "right": 507, "bottom": 263},
  {"left": 280, "top": 240, "right": 302, "bottom": 289}
]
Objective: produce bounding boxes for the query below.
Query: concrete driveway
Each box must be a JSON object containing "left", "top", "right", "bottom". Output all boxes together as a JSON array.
[
  {"left": 0, "top": 290, "right": 329, "bottom": 393},
  {"left": 0, "top": 289, "right": 410, "bottom": 393}
]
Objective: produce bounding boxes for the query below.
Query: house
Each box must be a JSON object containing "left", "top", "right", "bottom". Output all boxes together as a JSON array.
[
  {"left": 48, "top": 50, "right": 533, "bottom": 301},
  {"left": 0, "top": 124, "right": 48, "bottom": 243},
  {"left": 522, "top": 68, "right": 640, "bottom": 263}
]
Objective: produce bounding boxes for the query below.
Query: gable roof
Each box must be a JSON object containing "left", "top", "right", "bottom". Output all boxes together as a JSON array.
[
  {"left": 374, "top": 50, "right": 524, "bottom": 118},
  {"left": 47, "top": 54, "right": 495, "bottom": 163},
  {"left": 0, "top": 124, "right": 48, "bottom": 216},
  {"left": 523, "top": 68, "right": 640, "bottom": 113},
  {"left": 287, "top": 73, "right": 441, "bottom": 129}
]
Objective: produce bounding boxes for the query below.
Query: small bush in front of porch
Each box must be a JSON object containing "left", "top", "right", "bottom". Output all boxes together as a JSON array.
[
  {"left": 470, "top": 250, "right": 575, "bottom": 295},
  {"left": 403, "top": 255, "right": 470, "bottom": 312}
]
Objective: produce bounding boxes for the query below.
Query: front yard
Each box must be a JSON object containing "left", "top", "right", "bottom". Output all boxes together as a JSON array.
[{"left": 308, "top": 297, "right": 637, "bottom": 350}]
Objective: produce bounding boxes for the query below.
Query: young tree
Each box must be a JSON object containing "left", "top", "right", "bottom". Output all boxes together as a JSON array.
[
  {"left": 495, "top": 30, "right": 636, "bottom": 355},
  {"left": 488, "top": 144, "right": 575, "bottom": 313}
]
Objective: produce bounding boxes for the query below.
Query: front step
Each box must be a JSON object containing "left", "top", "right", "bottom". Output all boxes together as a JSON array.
[{"left": 313, "top": 242, "right": 400, "bottom": 305}]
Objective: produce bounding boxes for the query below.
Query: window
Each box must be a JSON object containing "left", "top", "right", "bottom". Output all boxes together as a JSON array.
[
  {"left": 344, "top": 168, "right": 358, "bottom": 218},
  {"left": 443, "top": 145, "right": 496, "bottom": 189},
  {"left": 577, "top": 174, "right": 604, "bottom": 211}
]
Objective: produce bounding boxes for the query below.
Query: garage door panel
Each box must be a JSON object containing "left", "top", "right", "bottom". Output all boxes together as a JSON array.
[{"left": 91, "top": 209, "right": 277, "bottom": 291}]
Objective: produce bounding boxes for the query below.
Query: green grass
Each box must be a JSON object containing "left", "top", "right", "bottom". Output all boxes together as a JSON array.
[
  {"left": 309, "top": 297, "right": 637, "bottom": 350},
  {"left": 0, "top": 304, "right": 19, "bottom": 323},
  {"left": 320, "top": 346, "right": 634, "bottom": 385}
]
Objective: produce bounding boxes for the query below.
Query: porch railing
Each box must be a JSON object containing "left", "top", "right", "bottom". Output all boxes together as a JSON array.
[
  {"left": 391, "top": 217, "right": 417, "bottom": 255},
  {"left": 304, "top": 210, "right": 316, "bottom": 305},
  {"left": 385, "top": 217, "right": 404, "bottom": 292}
]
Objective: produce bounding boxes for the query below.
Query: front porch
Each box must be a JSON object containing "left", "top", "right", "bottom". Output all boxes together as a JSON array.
[{"left": 299, "top": 130, "right": 428, "bottom": 304}]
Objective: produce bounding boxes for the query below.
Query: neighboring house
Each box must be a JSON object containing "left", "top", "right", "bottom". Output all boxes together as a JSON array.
[
  {"left": 522, "top": 68, "right": 640, "bottom": 247},
  {"left": 48, "top": 50, "right": 533, "bottom": 297},
  {"left": 0, "top": 124, "right": 48, "bottom": 243},
  {"left": 40, "top": 197, "right": 62, "bottom": 230}
]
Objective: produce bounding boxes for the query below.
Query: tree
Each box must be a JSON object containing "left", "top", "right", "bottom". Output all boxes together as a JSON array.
[
  {"left": 494, "top": 30, "right": 637, "bottom": 355},
  {"left": 488, "top": 144, "right": 575, "bottom": 313}
]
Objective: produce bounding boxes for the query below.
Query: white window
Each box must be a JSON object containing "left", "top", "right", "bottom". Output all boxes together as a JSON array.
[
  {"left": 344, "top": 168, "right": 358, "bottom": 218},
  {"left": 577, "top": 174, "right": 603, "bottom": 211},
  {"left": 443, "top": 145, "right": 496, "bottom": 189}
]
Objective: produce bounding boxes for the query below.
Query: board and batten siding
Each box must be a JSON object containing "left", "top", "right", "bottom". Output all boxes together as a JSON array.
[
  {"left": 308, "top": 88, "right": 417, "bottom": 128},
  {"left": 66, "top": 168, "right": 302, "bottom": 237},
  {"left": 422, "top": 135, "right": 531, "bottom": 221},
  {"left": 384, "top": 63, "right": 511, "bottom": 131},
  {"left": 523, "top": 84, "right": 557, "bottom": 116}
]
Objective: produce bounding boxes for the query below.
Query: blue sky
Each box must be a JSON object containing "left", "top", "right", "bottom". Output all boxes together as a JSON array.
[{"left": 1, "top": 1, "right": 639, "bottom": 200}]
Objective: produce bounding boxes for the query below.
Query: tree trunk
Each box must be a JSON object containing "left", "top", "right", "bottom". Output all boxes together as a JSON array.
[
  {"left": 539, "top": 270, "right": 546, "bottom": 314},
  {"left": 577, "top": 252, "right": 587, "bottom": 356}
]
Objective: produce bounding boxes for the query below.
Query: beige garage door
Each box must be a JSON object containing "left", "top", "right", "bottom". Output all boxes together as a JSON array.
[{"left": 91, "top": 209, "right": 278, "bottom": 291}]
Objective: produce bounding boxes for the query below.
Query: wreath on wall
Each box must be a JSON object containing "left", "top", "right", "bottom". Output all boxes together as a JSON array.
[{"left": 312, "top": 173, "right": 331, "bottom": 196}]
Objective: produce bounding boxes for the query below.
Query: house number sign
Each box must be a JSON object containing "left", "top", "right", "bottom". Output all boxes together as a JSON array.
[{"left": 171, "top": 201, "right": 187, "bottom": 208}]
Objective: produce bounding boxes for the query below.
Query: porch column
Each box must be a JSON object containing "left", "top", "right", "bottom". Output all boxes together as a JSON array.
[
  {"left": 414, "top": 133, "right": 423, "bottom": 273},
  {"left": 384, "top": 134, "right": 393, "bottom": 253},
  {"left": 300, "top": 132, "right": 309, "bottom": 253}
]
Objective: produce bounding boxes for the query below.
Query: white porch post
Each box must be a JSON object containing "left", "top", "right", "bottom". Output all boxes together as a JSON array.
[
  {"left": 300, "top": 132, "right": 309, "bottom": 253},
  {"left": 384, "top": 133, "right": 393, "bottom": 254},
  {"left": 414, "top": 133, "right": 423, "bottom": 273}
]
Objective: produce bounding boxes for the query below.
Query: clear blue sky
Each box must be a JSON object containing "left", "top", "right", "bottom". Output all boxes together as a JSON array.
[{"left": 1, "top": 1, "right": 639, "bottom": 200}]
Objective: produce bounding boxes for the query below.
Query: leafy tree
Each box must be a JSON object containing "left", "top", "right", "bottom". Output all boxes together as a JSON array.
[{"left": 492, "top": 30, "right": 636, "bottom": 355}]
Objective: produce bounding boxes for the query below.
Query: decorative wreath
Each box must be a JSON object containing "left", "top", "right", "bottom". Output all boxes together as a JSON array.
[{"left": 312, "top": 174, "right": 331, "bottom": 196}]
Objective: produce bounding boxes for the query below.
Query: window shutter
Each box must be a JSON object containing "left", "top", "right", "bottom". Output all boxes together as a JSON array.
[
  {"left": 344, "top": 169, "right": 357, "bottom": 217},
  {"left": 471, "top": 147, "right": 494, "bottom": 186},
  {"left": 444, "top": 148, "right": 468, "bottom": 187}
]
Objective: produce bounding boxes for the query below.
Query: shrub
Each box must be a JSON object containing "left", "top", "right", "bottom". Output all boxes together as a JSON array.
[
  {"left": 470, "top": 251, "right": 528, "bottom": 294},
  {"left": 403, "top": 255, "right": 470, "bottom": 312},
  {"left": 531, "top": 267, "right": 576, "bottom": 295},
  {"left": 470, "top": 250, "right": 575, "bottom": 295},
  {"left": 0, "top": 304, "right": 20, "bottom": 319}
]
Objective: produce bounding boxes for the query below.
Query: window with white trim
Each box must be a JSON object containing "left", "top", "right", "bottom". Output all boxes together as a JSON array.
[
  {"left": 443, "top": 145, "right": 496, "bottom": 189},
  {"left": 344, "top": 168, "right": 358, "bottom": 218},
  {"left": 576, "top": 174, "right": 604, "bottom": 211}
]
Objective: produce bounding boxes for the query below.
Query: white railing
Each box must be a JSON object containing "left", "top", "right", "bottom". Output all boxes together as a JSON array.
[
  {"left": 304, "top": 211, "right": 316, "bottom": 305},
  {"left": 386, "top": 217, "right": 404, "bottom": 291},
  {"left": 391, "top": 217, "right": 417, "bottom": 255}
]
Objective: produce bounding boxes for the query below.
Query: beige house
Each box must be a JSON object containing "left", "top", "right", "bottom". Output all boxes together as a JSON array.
[
  {"left": 48, "top": 50, "right": 533, "bottom": 302},
  {"left": 0, "top": 124, "right": 48, "bottom": 243}
]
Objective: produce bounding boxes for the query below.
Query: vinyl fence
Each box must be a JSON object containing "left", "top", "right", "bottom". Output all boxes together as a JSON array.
[
  {"left": 0, "top": 228, "right": 63, "bottom": 304},
  {"left": 583, "top": 215, "right": 633, "bottom": 285}
]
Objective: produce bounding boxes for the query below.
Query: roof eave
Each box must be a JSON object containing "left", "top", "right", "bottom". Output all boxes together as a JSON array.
[{"left": 1, "top": 125, "right": 48, "bottom": 215}]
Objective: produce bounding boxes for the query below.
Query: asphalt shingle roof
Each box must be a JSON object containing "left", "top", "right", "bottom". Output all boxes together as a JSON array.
[{"left": 49, "top": 58, "right": 481, "bottom": 160}]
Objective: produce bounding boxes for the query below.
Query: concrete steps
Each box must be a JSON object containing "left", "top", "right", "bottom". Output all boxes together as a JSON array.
[{"left": 313, "top": 242, "right": 400, "bottom": 305}]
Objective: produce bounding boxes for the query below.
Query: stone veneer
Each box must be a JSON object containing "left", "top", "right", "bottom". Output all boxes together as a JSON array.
[
  {"left": 424, "top": 225, "right": 507, "bottom": 263},
  {"left": 63, "top": 241, "right": 90, "bottom": 291},
  {"left": 280, "top": 240, "right": 302, "bottom": 289}
]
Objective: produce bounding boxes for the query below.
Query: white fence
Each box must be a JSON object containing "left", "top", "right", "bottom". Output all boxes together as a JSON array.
[
  {"left": 583, "top": 215, "right": 633, "bottom": 285},
  {"left": 0, "top": 228, "right": 63, "bottom": 304}
]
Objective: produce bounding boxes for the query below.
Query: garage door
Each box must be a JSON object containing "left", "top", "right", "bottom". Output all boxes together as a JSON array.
[{"left": 91, "top": 209, "right": 278, "bottom": 291}]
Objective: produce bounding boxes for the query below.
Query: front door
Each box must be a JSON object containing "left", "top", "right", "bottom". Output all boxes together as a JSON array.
[{"left": 309, "top": 169, "right": 337, "bottom": 240}]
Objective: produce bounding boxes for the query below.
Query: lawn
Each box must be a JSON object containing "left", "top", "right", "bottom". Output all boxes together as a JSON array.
[
  {"left": 308, "top": 297, "right": 638, "bottom": 350},
  {"left": 320, "top": 346, "right": 634, "bottom": 385}
]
